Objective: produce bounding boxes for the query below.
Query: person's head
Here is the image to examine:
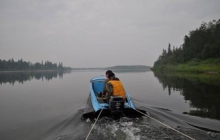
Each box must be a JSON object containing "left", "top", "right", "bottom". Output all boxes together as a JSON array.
[
  {"left": 107, "top": 72, "right": 115, "bottom": 79},
  {"left": 105, "top": 70, "right": 113, "bottom": 78}
]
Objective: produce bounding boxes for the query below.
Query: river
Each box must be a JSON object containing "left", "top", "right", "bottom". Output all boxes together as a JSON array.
[{"left": 0, "top": 70, "right": 219, "bottom": 140}]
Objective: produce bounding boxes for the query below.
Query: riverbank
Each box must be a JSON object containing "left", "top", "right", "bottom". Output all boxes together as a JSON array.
[
  {"left": 152, "top": 58, "right": 220, "bottom": 73},
  {"left": 0, "top": 69, "right": 71, "bottom": 73}
]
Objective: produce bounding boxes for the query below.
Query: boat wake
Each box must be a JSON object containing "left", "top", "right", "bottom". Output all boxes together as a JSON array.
[
  {"left": 38, "top": 97, "right": 220, "bottom": 140},
  {"left": 39, "top": 108, "right": 220, "bottom": 140},
  {"left": 84, "top": 116, "right": 220, "bottom": 140}
]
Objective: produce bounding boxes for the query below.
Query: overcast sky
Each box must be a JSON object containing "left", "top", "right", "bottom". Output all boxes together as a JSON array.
[{"left": 0, "top": 0, "right": 220, "bottom": 68}]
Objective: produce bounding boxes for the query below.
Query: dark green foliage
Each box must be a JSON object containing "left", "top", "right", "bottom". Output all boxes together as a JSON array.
[
  {"left": 0, "top": 59, "right": 69, "bottom": 71},
  {"left": 153, "top": 19, "right": 220, "bottom": 68}
]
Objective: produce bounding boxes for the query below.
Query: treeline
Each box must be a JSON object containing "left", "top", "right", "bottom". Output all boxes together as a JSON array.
[
  {"left": 0, "top": 58, "right": 71, "bottom": 71},
  {"left": 154, "top": 19, "right": 220, "bottom": 67},
  {"left": 106, "top": 65, "right": 151, "bottom": 70},
  {"left": 71, "top": 65, "right": 151, "bottom": 72},
  {"left": 105, "top": 65, "right": 151, "bottom": 72}
]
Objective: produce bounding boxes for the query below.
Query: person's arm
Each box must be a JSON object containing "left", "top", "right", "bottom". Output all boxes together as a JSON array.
[
  {"left": 102, "top": 79, "right": 108, "bottom": 94},
  {"left": 106, "top": 82, "right": 113, "bottom": 98}
]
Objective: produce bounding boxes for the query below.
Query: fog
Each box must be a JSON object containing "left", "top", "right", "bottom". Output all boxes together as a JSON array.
[{"left": 1, "top": 0, "right": 220, "bottom": 67}]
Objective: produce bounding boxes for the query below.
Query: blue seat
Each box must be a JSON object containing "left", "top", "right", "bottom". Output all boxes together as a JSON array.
[{"left": 92, "top": 81, "right": 104, "bottom": 93}]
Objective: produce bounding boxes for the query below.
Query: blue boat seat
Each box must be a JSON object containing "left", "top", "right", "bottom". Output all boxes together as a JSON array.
[{"left": 92, "top": 81, "right": 104, "bottom": 94}]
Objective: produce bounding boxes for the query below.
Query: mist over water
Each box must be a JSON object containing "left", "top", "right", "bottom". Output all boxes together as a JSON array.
[{"left": 0, "top": 70, "right": 220, "bottom": 140}]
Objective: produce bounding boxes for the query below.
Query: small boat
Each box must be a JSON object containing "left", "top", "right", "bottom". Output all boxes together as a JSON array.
[{"left": 82, "top": 75, "right": 146, "bottom": 120}]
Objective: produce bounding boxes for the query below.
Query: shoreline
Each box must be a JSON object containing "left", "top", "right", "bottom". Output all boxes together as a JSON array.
[
  {"left": 152, "top": 63, "right": 220, "bottom": 74},
  {"left": 0, "top": 69, "right": 65, "bottom": 73}
]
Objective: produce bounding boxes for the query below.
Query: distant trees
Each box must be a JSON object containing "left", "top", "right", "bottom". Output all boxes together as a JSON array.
[
  {"left": 107, "top": 65, "right": 151, "bottom": 70},
  {"left": 0, "top": 59, "right": 69, "bottom": 71},
  {"left": 154, "top": 19, "right": 220, "bottom": 67}
]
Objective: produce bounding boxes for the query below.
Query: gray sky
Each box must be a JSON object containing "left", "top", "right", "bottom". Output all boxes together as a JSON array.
[{"left": 0, "top": 0, "right": 220, "bottom": 68}]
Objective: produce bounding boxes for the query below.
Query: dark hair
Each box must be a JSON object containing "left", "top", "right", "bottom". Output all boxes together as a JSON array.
[
  {"left": 105, "top": 70, "right": 112, "bottom": 75},
  {"left": 107, "top": 72, "right": 115, "bottom": 79}
]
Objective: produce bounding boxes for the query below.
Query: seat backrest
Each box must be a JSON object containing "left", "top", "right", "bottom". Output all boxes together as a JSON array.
[{"left": 92, "top": 81, "right": 104, "bottom": 93}]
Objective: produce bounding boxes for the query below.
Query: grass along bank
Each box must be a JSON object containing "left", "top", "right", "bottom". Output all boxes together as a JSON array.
[{"left": 152, "top": 58, "right": 220, "bottom": 73}]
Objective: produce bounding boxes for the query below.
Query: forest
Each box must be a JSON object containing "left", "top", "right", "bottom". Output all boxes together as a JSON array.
[
  {"left": 0, "top": 58, "right": 70, "bottom": 71},
  {"left": 153, "top": 19, "right": 220, "bottom": 72}
]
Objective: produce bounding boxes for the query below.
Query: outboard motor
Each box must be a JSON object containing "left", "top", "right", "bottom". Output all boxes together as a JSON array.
[{"left": 109, "top": 96, "right": 124, "bottom": 119}]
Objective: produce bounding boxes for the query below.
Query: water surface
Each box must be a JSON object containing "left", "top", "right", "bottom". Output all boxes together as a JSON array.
[{"left": 0, "top": 70, "right": 219, "bottom": 140}]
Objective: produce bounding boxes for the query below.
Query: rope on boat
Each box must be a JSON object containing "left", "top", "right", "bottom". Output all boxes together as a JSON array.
[
  {"left": 133, "top": 108, "right": 195, "bottom": 140},
  {"left": 85, "top": 109, "right": 103, "bottom": 140}
]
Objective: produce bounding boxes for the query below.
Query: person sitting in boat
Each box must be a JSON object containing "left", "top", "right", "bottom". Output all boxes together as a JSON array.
[
  {"left": 105, "top": 72, "right": 126, "bottom": 101},
  {"left": 100, "top": 70, "right": 113, "bottom": 96}
]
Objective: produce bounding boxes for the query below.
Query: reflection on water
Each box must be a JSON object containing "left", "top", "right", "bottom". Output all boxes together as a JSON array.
[
  {"left": 1, "top": 70, "right": 220, "bottom": 140},
  {"left": 0, "top": 70, "right": 71, "bottom": 85},
  {"left": 153, "top": 72, "right": 220, "bottom": 120}
]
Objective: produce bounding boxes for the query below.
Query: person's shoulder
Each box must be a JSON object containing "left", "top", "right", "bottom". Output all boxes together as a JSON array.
[
  {"left": 113, "top": 77, "right": 120, "bottom": 80},
  {"left": 106, "top": 81, "right": 112, "bottom": 87}
]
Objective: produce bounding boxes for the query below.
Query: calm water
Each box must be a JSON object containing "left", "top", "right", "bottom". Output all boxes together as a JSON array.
[{"left": 0, "top": 70, "right": 220, "bottom": 140}]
